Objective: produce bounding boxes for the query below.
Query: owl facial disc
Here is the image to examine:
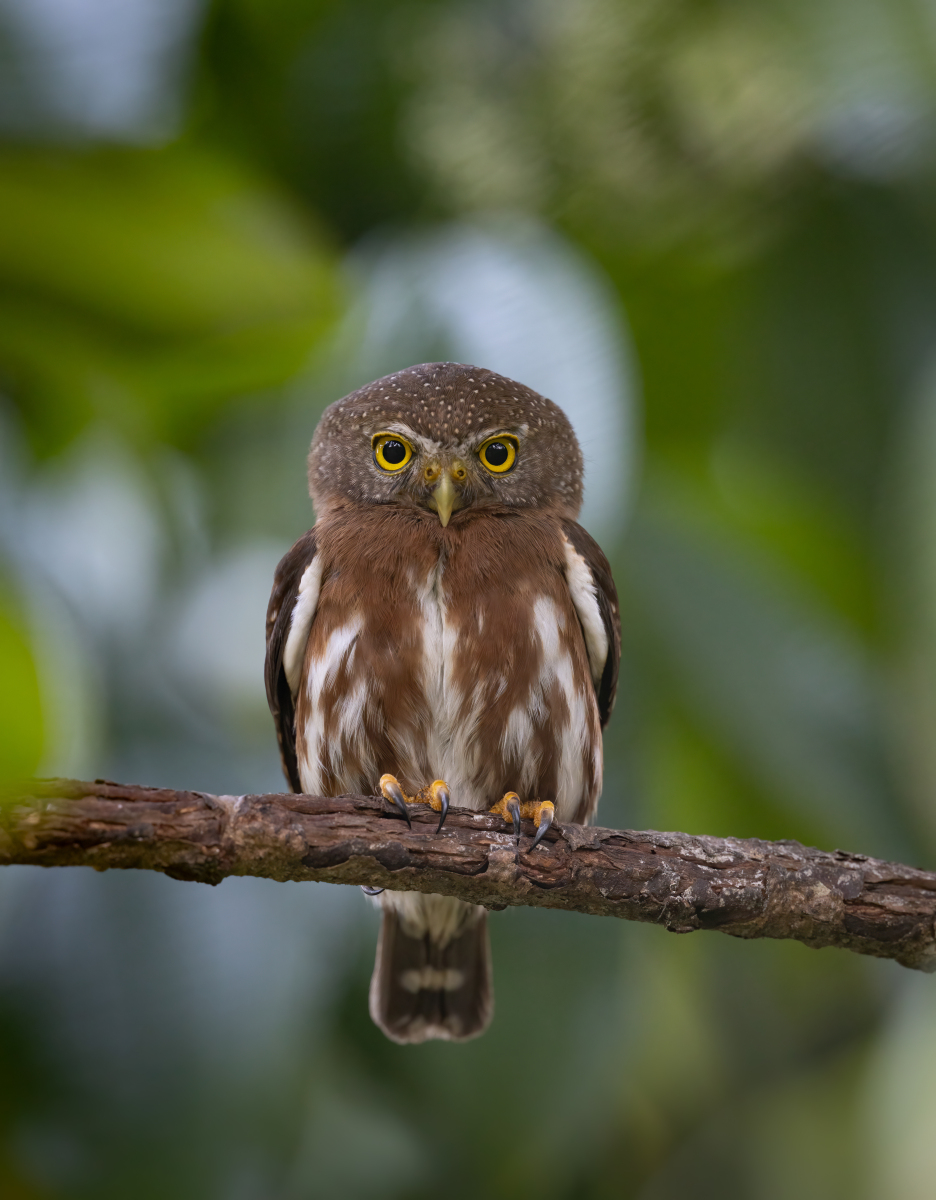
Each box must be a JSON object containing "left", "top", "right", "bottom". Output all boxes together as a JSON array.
[{"left": 307, "top": 362, "right": 586, "bottom": 523}]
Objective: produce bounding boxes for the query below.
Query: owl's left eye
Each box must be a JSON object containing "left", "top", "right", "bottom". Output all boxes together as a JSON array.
[
  {"left": 372, "top": 433, "right": 413, "bottom": 472},
  {"left": 478, "top": 434, "right": 518, "bottom": 474}
]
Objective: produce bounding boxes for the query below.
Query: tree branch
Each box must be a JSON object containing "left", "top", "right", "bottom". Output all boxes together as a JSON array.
[{"left": 3, "top": 778, "right": 936, "bottom": 972}]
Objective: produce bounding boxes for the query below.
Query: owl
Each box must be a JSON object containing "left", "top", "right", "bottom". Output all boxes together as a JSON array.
[{"left": 265, "top": 362, "right": 620, "bottom": 1043}]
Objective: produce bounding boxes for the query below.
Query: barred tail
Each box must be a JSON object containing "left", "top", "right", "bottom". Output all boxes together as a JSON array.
[{"left": 369, "top": 893, "right": 493, "bottom": 1043}]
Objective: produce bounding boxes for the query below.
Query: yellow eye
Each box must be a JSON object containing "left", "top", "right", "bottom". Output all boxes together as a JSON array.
[
  {"left": 478, "top": 434, "right": 517, "bottom": 474},
  {"left": 372, "top": 433, "right": 413, "bottom": 472}
]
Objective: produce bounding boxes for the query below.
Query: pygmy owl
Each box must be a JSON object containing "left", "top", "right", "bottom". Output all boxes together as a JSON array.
[{"left": 265, "top": 362, "right": 620, "bottom": 1042}]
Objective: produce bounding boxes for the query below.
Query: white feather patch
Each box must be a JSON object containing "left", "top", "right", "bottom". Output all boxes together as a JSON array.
[
  {"left": 283, "top": 556, "right": 323, "bottom": 696},
  {"left": 562, "top": 536, "right": 609, "bottom": 687},
  {"left": 399, "top": 967, "right": 466, "bottom": 993},
  {"left": 298, "top": 613, "right": 366, "bottom": 797},
  {"left": 529, "top": 595, "right": 596, "bottom": 819},
  {"left": 410, "top": 560, "right": 491, "bottom": 809}
]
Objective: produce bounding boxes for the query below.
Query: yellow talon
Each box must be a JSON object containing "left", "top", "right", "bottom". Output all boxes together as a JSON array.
[
  {"left": 489, "top": 794, "right": 556, "bottom": 847},
  {"left": 490, "top": 792, "right": 522, "bottom": 844},
  {"left": 533, "top": 800, "right": 555, "bottom": 828},
  {"left": 531, "top": 800, "right": 555, "bottom": 848},
  {"left": 380, "top": 774, "right": 412, "bottom": 827},
  {"left": 422, "top": 779, "right": 451, "bottom": 832},
  {"left": 380, "top": 774, "right": 451, "bottom": 832},
  {"left": 489, "top": 792, "right": 520, "bottom": 820},
  {"left": 422, "top": 780, "right": 450, "bottom": 813}
]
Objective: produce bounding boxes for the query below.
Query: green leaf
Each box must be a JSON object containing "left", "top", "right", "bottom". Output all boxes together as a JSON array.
[{"left": 0, "top": 145, "right": 343, "bottom": 454}]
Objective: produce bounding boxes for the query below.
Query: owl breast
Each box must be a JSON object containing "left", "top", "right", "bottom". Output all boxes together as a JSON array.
[{"left": 294, "top": 506, "right": 602, "bottom": 823}]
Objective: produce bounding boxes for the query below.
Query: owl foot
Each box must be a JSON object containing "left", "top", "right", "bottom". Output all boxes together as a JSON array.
[
  {"left": 489, "top": 794, "right": 556, "bottom": 849},
  {"left": 490, "top": 791, "right": 522, "bottom": 841},
  {"left": 379, "top": 775, "right": 451, "bottom": 833}
]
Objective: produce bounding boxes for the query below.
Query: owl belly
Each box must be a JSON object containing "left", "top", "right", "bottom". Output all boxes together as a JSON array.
[{"left": 296, "top": 545, "right": 602, "bottom": 824}]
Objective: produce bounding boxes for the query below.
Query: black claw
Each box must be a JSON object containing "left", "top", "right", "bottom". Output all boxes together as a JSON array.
[
  {"left": 436, "top": 786, "right": 450, "bottom": 833},
  {"left": 531, "top": 805, "right": 555, "bottom": 849},
  {"left": 507, "top": 795, "right": 522, "bottom": 844},
  {"left": 383, "top": 780, "right": 411, "bottom": 827},
  {"left": 361, "top": 886, "right": 384, "bottom": 896}
]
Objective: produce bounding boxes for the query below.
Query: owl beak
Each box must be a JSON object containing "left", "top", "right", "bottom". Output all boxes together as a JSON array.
[{"left": 430, "top": 472, "right": 458, "bottom": 527}]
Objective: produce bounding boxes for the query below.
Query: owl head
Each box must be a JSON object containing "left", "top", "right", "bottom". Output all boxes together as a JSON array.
[{"left": 307, "top": 362, "right": 584, "bottom": 524}]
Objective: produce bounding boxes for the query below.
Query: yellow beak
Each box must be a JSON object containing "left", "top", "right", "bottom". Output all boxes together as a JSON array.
[{"left": 431, "top": 473, "right": 456, "bottom": 527}]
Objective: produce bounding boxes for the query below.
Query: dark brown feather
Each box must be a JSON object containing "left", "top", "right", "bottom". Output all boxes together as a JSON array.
[
  {"left": 561, "top": 519, "right": 621, "bottom": 730},
  {"left": 264, "top": 528, "right": 318, "bottom": 793}
]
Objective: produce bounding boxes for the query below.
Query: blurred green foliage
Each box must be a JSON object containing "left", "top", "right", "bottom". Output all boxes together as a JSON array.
[
  {"left": 0, "top": 588, "right": 43, "bottom": 783},
  {"left": 1, "top": 0, "right": 936, "bottom": 1196},
  {"left": 0, "top": 145, "right": 340, "bottom": 455}
]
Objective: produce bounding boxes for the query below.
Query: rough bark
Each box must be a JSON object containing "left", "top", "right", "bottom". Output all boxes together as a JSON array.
[{"left": 3, "top": 778, "right": 936, "bottom": 973}]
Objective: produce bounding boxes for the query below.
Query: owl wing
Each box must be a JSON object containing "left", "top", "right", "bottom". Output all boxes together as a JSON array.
[
  {"left": 561, "top": 521, "right": 621, "bottom": 730},
  {"left": 264, "top": 528, "right": 321, "bottom": 793}
]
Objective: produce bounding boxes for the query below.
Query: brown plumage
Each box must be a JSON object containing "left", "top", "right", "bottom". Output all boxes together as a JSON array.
[{"left": 265, "top": 362, "right": 620, "bottom": 1043}]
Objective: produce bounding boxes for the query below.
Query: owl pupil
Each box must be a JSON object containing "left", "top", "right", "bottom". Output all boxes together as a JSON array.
[
  {"left": 382, "top": 440, "right": 406, "bottom": 464},
  {"left": 485, "top": 442, "right": 508, "bottom": 466}
]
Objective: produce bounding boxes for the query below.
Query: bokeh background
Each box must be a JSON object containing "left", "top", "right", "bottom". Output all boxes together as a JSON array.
[{"left": 1, "top": 0, "right": 936, "bottom": 1195}]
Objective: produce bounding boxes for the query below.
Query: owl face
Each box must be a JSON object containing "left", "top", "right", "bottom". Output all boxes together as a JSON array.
[{"left": 308, "top": 362, "right": 584, "bottom": 523}]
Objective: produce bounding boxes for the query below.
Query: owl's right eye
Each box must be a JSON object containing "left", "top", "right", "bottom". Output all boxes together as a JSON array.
[{"left": 372, "top": 433, "right": 413, "bottom": 472}]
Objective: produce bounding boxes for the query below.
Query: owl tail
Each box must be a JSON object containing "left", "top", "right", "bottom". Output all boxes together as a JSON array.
[{"left": 369, "top": 892, "right": 493, "bottom": 1043}]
